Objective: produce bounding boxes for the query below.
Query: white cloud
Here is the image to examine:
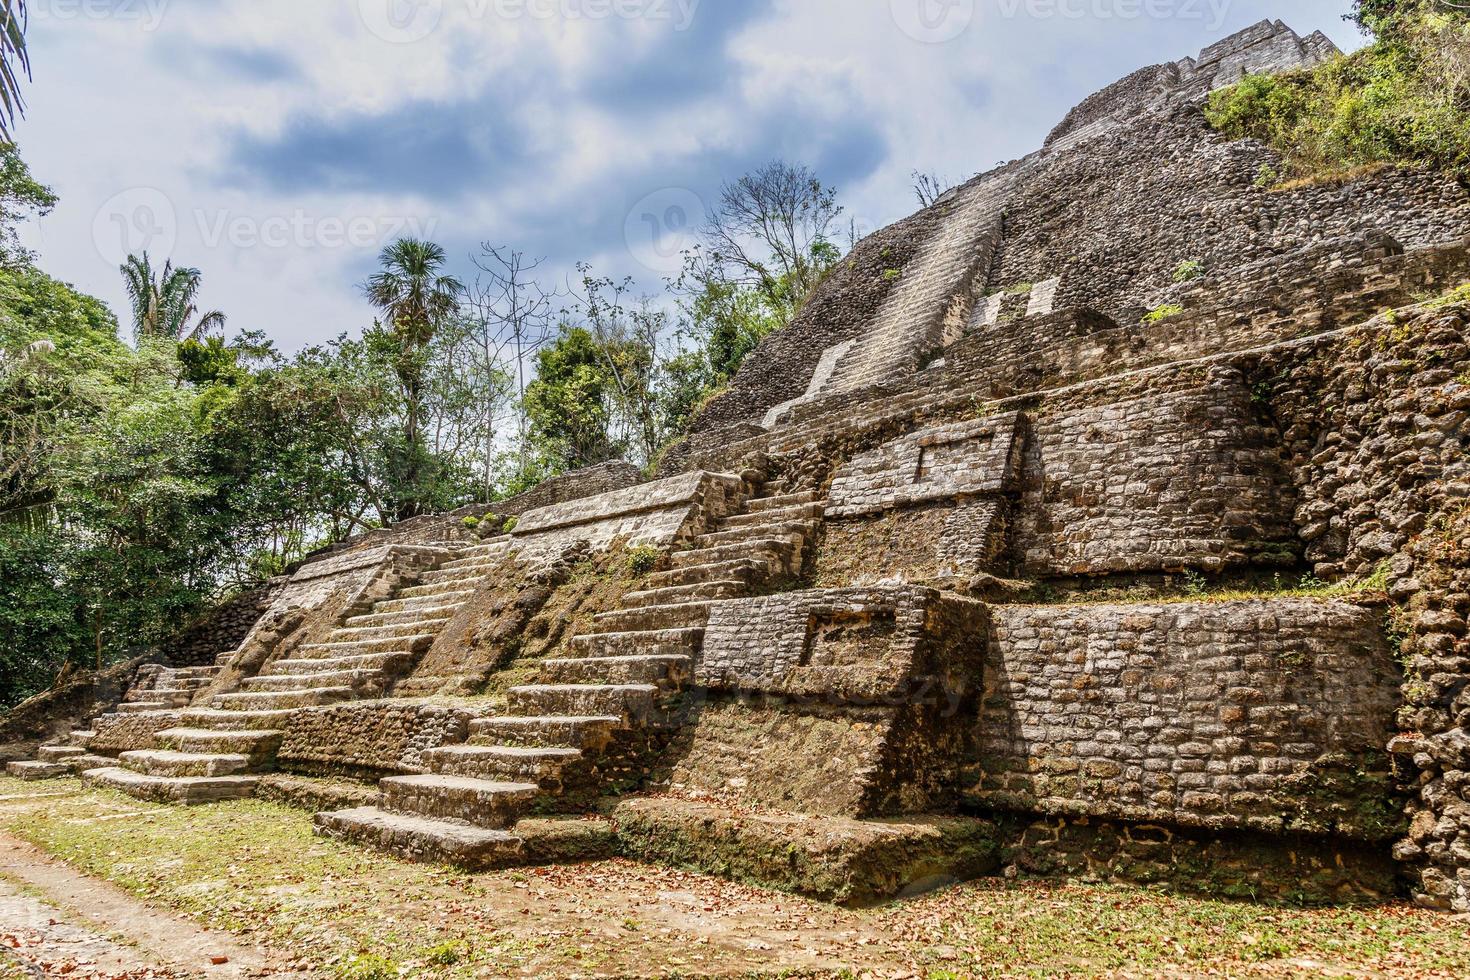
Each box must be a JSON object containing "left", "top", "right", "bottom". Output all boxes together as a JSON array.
[{"left": 16, "top": 0, "right": 1363, "bottom": 351}]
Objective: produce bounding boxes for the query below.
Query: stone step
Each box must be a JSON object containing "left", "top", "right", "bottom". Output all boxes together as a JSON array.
[
  {"left": 5, "top": 761, "right": 67, "bottom": 781},
  {"left": 373, "top": 591, "right": 474, "bottom": 615},
  {"left": 380, "top": 774, "right": 539, "bottom": 827},
  {"left": 694, "top": 520, "right": 818, "bottom": 551},
  {"left": 70, "top": 731, "right": 96, "bottom": 749},
  {"left": 592, "top": 601, "right": 712, "bottom": 634},
  {"left": 155, "top": 727, "right": 283, "bottom": 756},
  {"left": 621, "top": 580, "right": 749, "bottom": 609},
  {"left": 61, "top": 755, "right": 118, "bottom": 775},
  {"left": 119, "top": 750, "right": 256, "bottom": 778},
  {"left": 242, "top": 670, "right": 383, "bottom": 693},
  {"left": 572, "top": 627, "right": 703, "bottom": 658},
  {"left": 507, "top": 684, "right": 659, "bottom": 721},
  {"left": 82, "top": 767, "right": 258, "bottom": 805},
  {"left": 434, "top": 557, "right": 502, "bottom": 575},
  {"left": 745, "top": 490, "right": 820, "bottom": 512},
  {"left": 467, "top": 716, "right": 622, "bottom": 750},
  {"left": 719, "top": 501, "right": 825, "bottom": 529},
  {"left": 396, "top": 581, "right": 481, "bottom": 601},
  {"left": 114, "top": 702, "right": 173, "bottom": 715},
  {"left": 211, "top": 688, "right": 356, "bottom": 711},
  {"left": 540, "top": 654, "right": 692, "bottom": 687},
  {"left": 178, "top": 708, "right": 295, "bottom": 731},
  {"left": 423, "top": 745, "right": 580, "bottom": 784},
  {"left": 418, "top": 565, "right": 497, "bottom": 585},
  {"left": 36, "top": 745, "right": 87, "bottom": 762},
  {"left": 314, "top": 807, "right": 523, "bottom": 871},
  {"left": 146, "top": 687, "right": 201, "bottom": 700},
  {"left": 264, "top": 652, "right": 416, "bottom": 677},
  {"left": 670, "top": 539, "right": 793, "bottom": 571},
  {"left": 299, "top": 635, "right": 434, "bottom": 657},
  {"left": 214, "top": 650, "right": 240, "bottom": 666},
  {"left": 645, "top": 558, "right": 771, "bottom": 590},
  {"left": 345, "top": 605, "right": 464, "bottom": 629},
  {"left": 169, "top": 666, "right": 221, "bottom": 680},
  {"left": 328, "top": 620, "right": 451, "bottom": 643},
  {"left": 156, "top": 675, "right": 214, "bottom": 689}
]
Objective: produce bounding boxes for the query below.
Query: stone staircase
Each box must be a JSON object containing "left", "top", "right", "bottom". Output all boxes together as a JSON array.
[
  {"left": 78, "top": 541, "right": 508, "bottom": 803},
  {"left": 4, "top": 663, "right": 231, "bottom": 782},
  {"left": 314, "top": 486, "right": 826, "bottom": 869}
]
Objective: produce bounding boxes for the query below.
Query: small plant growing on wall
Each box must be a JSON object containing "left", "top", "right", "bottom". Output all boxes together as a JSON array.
[
  {"left": 627, "top": 546, "right": 661, "bottom": 576},
  {"left": 1173, "top": 259, "right": 1206, "bottom": 282},
  {"left": 1142, "top": 304, "right": 1185, "bottom": 324}
]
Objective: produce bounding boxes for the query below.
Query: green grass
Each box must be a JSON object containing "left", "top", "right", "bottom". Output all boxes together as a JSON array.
[{"left": 0, "top": 778, "right": 1467, "bottom": 978}]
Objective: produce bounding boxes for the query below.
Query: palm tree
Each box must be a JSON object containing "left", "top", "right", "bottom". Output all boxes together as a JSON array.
[
  {"left": 0, "top": 1, "right": 30, "bottom": 141},
  {"left": 121, "top": 254, "right": 227, "bottom": 342},
  {"left": 363, "top": 238, "right": 463, "bottom": 519}
]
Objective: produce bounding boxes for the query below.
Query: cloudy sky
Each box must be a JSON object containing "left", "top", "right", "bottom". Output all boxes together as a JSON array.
[{"left": 15, "top": 0, "right": 1363, "bottom": 352}]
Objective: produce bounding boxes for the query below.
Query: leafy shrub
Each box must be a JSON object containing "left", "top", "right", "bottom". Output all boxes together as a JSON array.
[
  {"left": 1172, "top": 259, "right": 1206, "bottom": 282},
  {"left": 1205, "top": 7, "right": 1470, "bottom": 182},
  {"left": 460, "top": 515, "right": 480, "bottom": 529},
  {"left": 626, "top": 545, "right": 660, "bottom": 576},
  {"left": 1142, "top": 304, "right": 1185, "bottom": 324}
]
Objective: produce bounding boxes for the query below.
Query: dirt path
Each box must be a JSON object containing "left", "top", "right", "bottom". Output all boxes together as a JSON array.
[{"left": 0, "top": 835, "right": 303, "bottom": 979}]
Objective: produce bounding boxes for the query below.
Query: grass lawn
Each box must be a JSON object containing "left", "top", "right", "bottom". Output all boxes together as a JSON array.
[{"left": 0, "top": 776, "right": 1466, "bottom": 979}]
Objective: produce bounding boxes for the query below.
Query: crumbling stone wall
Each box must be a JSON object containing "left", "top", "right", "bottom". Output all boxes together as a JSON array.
[
  {"left": 275, "top": 701, "right": 480, "bottom": 778},
  {"left": 669, "top": 588, "right": 986, "bottom": 817},
  {"left": 1237, "top": 302, "right": 1470, "bottom": 910},
  {"left": 1015, "top": 373, "right": 1298, "bottom": 576},
  {"left": 158, "top": 581, "right": 284, "bottom": 668},
  {"left": 969, "top": 600, "right": 1403, "bottom": 840},
  {"left": 998, "top": 103, "right": 1470, "bottom": 328}
]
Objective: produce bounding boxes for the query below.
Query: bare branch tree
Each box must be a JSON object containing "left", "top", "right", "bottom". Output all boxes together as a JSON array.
[
  {"left": 466, "top": 245, "right": 559, "bottom": 493},
  {"left": 701, "top": 161, "right": 843, "bottom": 306},
  {"left": 912, "top": 170, "right": 956, "bottom": 208}
]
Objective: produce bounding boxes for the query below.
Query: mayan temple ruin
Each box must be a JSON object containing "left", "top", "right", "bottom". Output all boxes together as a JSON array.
[{"left": 8, "top": 18, "right": 1470, "bottom": 917}]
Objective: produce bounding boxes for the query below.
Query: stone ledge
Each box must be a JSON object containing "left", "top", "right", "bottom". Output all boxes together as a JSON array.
[{"left": 611, "top": 797, "right": 999, "bottom": 907}]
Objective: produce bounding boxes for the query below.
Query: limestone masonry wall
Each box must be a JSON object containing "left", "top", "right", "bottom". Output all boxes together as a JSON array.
[
  {"left": 1015, "top": 373, "right": 1298, "bottom": 576},
  {"left": 970, "top": 600, "right": 1403, "bottom": 840},
  {"left": 510, "top": 470, "right": 743, "bottom": 557},
  {"left": 276, "top": 701, "right": 479, "bottom": 777}
]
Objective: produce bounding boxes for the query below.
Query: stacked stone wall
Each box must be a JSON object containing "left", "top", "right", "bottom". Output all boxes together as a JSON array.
[
  {"left": 275, "top": 701, "right": 479, "bottom": 777},
  {"left": 969, "top": 600, "right": 1402, "bottom": 840},
  {"left": 668, "top": 588, "right": 987, "bottom": 817},
  {"left": 1016, "top": 374, "right": 1298, "bottom": 576},
  {"left": 159, "top": 582, "right": 284, "bottom": 668}
]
